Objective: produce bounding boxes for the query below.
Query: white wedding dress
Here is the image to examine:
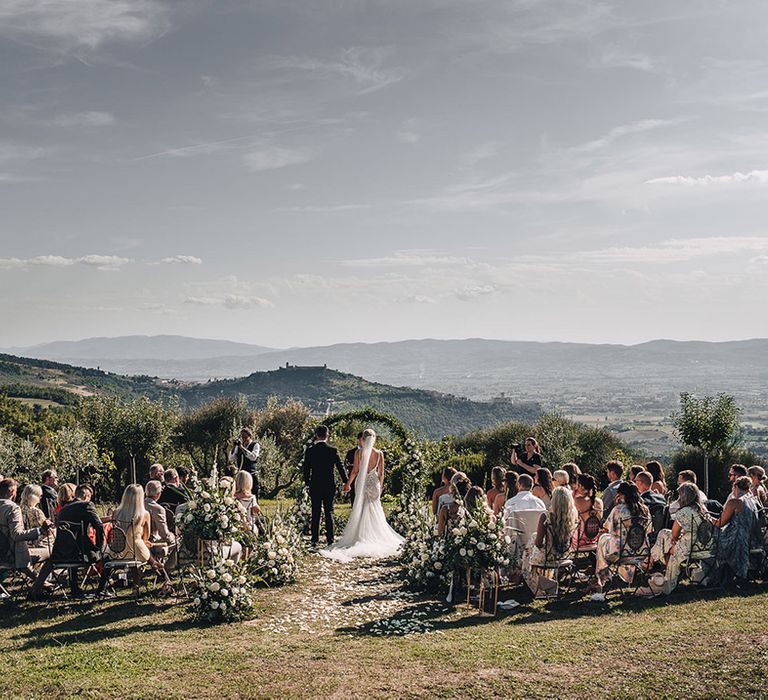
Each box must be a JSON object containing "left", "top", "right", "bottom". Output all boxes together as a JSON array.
[{"left": 320, "top": 437, "right": 404, "bottom": 562}]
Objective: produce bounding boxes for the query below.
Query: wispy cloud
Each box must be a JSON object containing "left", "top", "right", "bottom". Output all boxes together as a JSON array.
[
  {"left": 158, "top": 255, "right": 202, "bottom": 265},
  {"left": 645, "top": 170, "right": 768, "bottom": 186},
  {"left": 0, "top": 0, "right": 168, "bottom": 51},
  {"left": 340, "top": 251, "right": 471, "bottom": 268},
  {"left": 571, "top": 118, "right": 687, "bottom": 153},
  {"left": 600, "top": 48, "right": 657, "bottom": 73},
  {"left": 272, "top": 47, "right": 402, "bottom": 95},
  {"left": 48, "top": 111, "right": 115, "bottom": 127},
  {"left": 134, "top": 135, "right": 255, "bottom": 161},
  {"left": 0, "top": 254, "right": 131, "bottom": 271},
  {"left": 276, "top": 204, "right": 370, "bottom": 213},
  {"left": 573, "top": 237, "right": 768, "bottom": 264},
  {"left": 454, "top": 284, "right": 499, "bottom": 301},
  {"left": 184, "top": 294, "right": 273, "bottom": 310},
  {"left": 244, "top": 147, "right": 314, "bottom": 172}
]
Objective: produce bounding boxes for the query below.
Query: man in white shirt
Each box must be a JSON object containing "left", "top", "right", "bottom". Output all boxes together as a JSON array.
[
  {"left": 669, "top": 469, "right": 708, "bottom": 518},
  {"left": 503, "top": 474, "right": 546, "bottom": 517}
]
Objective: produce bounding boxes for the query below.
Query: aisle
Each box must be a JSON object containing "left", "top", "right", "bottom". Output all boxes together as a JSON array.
[{"left": 258, "top": 554, "right": 452, "bottom": 637}]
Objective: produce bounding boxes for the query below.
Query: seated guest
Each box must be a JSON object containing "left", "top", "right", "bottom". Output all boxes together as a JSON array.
[
  {"left": 572, "top": 473, "right": 604, "bottom": 547},
  {"left": 600, "top": 460, "right": 625, "bottom": 519},
  {"left": 30, "top": 483, "right": 103, "bottom": 599},
  {"left": 0, "top": 478, "right": 52, "bottom": 581},
  {"left": 552, "top": 470, "right": 569, "bottom": 489},
  {"left": 233, "top": 470, "right": 263, "bottom": 534},
  {"left": 437, "top": 474, "right": 470, "bottom": 538},
  {"left": 725, "top": 464, "right": 748, "bottom": 502},
  {"left": 431, "top": 467, "right": 456, "bottom": 517},
  {"left": 669, "top": 470, "right": 708, "bottom": 517},
  {"left": 747, "top": 466, "right": 768, "bottom": 508},
  {"left": 486, "top": 466, "right": 506, "bottom": 510},
  {"left": 643, "top": 483, "right": 713, "bottom": 595},
  {"left": 20, "top": 484, "right": 55, "bottom": 553},
  {"left": 466, "top": 485, "right": 495, "bottom": 522},
  {"left": 149, "top": 463, "right": 165, "bottom": 483},
  {"left": 489, "top": 471, "right": 512, "bottom": 516},
  {"left": 40, "top": 469, "right": 59, "bottom": 519},
  {"left": 145, "top": 480, "right": 177, "bottom": 570},
  {"left": 629, "top": 465, "right": 644, "bottom": 483},
  {"left": 176, "top": 466, "right": 192, "bottom": 492},
  {"left": 710, "top": 476, "right": 761, "bottom": 582},
  {"left": 635, "top": 471, "right": 668, "bottom": 540},
  {"left": 55, "top": 482, "right": 76, "bottom": 518},
  {"left": 523, "top": 486, "right": 578, "bottom": 595},
  {"left": 532, "top": 468, "right": 554, "bottom": 509},
  {"left": 645, "top": 461, "right": 668, "bottom": 496},
  {"left": 593, "top": 481, "right": 651, "bottom": 593},
  {"left": 505, "top": 471, "right": 519, "bottom": 500},
  {"left": 160, "top": 468, "right": 188, "bottom": 509},
  {"left": 561, "top": 463, "right": 582, "bottom": 491},
  {"left": 503, "top": 474, "right": 546, "bottom": 517}
]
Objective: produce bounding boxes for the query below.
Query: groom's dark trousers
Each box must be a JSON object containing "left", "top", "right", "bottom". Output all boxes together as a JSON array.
[{"left": 303, "top": 440, "right": 347, "bottom": 545}]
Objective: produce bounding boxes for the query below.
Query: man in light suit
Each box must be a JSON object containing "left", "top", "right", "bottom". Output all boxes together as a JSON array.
[
  {"left": 0, "top": 478, "right": 51, "bottom": 580},
  {"left": 145, "top": 480, "right": 177, "bottom": 570}
]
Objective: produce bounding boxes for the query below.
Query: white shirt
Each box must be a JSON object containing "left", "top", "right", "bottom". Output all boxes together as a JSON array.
[
  {"left": 503, "top": 490, "right": 546, "bottom": 518},
  {"left": 669, "top": 488, "right": 707, "bottom": 518}
]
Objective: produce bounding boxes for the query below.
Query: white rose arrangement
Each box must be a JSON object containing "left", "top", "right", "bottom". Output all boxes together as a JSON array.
[{"left": 190, "top": 557, "right": 256, "bottom": 623}]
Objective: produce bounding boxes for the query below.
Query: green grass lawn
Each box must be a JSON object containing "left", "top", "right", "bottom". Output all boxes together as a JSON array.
[{"left": 2, "top": 553, "right": 768, "bottom": 700}]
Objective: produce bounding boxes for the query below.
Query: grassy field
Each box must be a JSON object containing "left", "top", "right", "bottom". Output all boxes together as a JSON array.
[{"left": 2, "top": 552, "right": 768, "bottom": 700}]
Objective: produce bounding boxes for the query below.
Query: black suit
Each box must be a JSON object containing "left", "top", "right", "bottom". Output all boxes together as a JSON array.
[
  {"left": 303, "top": 441, "right": 347, "bottom": 545},
  {"left": 40, "top": 484, "right": 58, "bottom": 519},
  {"left": 160, "top": 483, "right": 188, "bottom": 509},
  {"left": 344, "top": 448, "right": 358, "bottom": 505},
  {"left": 32, "top": 499, "right": 105, "bottom": 598},
  {"left": 641, "top": 490, "right": 668, "bottom": 542}
]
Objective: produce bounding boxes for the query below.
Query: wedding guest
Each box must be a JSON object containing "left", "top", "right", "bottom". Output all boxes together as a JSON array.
[
  {"left": 600, "top": 461, "right": 625, "bottom": 519},
  {"left": 432, "top": 467, "right": 456, "bottom": 517},
  {"left": 552, "top": 470, "right": 569, "bottom": 489},
  {"left": 486, "top": 466, "right": 506, "bottom": 509},
  {"left": 642, "top": 483, "right": 712, "bottom": 595},
  {"left": 176, "top": 467, "right": 191, "bottom": 491},
  {"left": 593, "top": 481, "right": 651, "bottom": 593},
  {"left": 437, "top": 475, "right": 470, "bottom": 537},
  {"left": 669, "top": 470, "right": 708, "bottom": 518},
  {"left": 505, "top": 471, "right": 519, "bottom": 499},
  {"left": 747, "top": 466, "right": 768, "bottom": 507},
  {"left": 20, "top": 484, "right": 55, "bottom": 553},
  {"left": 230, "top": 428, "right": 261, "bottom": 500},
  {"left": 145, "top": 480, "right": 177, "bottom": 570},
  {"left": 160, "top": 468, "right": 188, "bottom": 509},
  {"left": 502, "top": 474, "right": 546, "bottom": 517},
  {"left": 645, "top": 461, "right": 668, "bottom": 495},
  {"left": 725, "top": 465, "right": 748, "bottom": 502},
  {"left": 711, "top": 476, "right": 761, "bottom": 582},
  {"left": 55, "top": 482, "right": 76, "bottom": 517},
  {"left": 511, "top": 437, "right": 543, "bottom": 476},
  {"left": 488, "top": 471, "right": 512, "bottom": 516},
  {"left": 234, "top": 470, "right": 262, "bottom": 534},
  {"left": 522, "top": 486, "right": 578, "bottom": 596},
  {"left": 149, "top": 463, "right": 165, "bottom": 483},
  {"left": 40, "top": 469, "right": 59, "bottom": 519},
  {"left": 466, "top": 485, "right": 495, "bottom": 522},
  {"left": 635, "top": 471, "right": 668, "bottom": 540},
  {"left": 561, "top": 463, "right": 582, "bottom": 490},
  {"left": 0, "top": 478, "right": 51, "bottom": 581},
  {"left": 532, "top": 468, "right": 554, "bottom": 509},
  {"left": 572, "top": 473, "right": 603, "bottom": 547},
  {"left": 629, "top": 465, "right": 644, "bottom": 483},
  {"left": 30, "top": 483, "right": 103, "bottom": 599}
]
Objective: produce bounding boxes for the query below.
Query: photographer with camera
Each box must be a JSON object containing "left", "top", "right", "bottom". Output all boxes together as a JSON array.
[
  {"left": 229, "top": 428, "right": 262, "bottom": 500},
  {"left": 510, "top": 437, "right": 543, "bottom": 476}
]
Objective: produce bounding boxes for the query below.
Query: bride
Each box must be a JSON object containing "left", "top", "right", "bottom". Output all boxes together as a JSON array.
[{"left": 320, "top": 428, "right": 404, "bottom": 562}]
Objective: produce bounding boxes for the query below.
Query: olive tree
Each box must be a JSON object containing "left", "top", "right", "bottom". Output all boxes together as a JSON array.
[{"left": 672, "top": 392, "right": 740, "bottom": 495}]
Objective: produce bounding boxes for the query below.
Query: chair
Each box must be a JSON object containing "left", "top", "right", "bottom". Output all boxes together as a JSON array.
[
  {"left": 606, "top": 517, "right": 652, "bottom": 596},
  {"left": 679, "top": 516, "right": 715, "bottom": 585},
  {"left": 529, "top": 540, "right": 574, "bottom": 599},
  {"left": 0, "top": 530, "right": 26, "bottom": 601},
  {"left": 102, "top": 519, "right": 152, "bottom": 598},
  {"left": 49, "top": 521, "right": 101, "bottom": 597},
  {"left": 504, "top": 509, "right": 545, "bottom": 568}
]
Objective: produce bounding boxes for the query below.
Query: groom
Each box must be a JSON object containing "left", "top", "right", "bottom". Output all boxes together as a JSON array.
[{"left": 303, "top": 425, "right": 348, "bottom": 547}]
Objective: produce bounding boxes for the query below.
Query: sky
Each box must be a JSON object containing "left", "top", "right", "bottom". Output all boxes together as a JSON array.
[{"left": 1, "top": 0, "right": 768, "bottom": 349}]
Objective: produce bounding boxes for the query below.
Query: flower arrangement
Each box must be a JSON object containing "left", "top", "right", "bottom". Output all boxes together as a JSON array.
[
  {"left": 399, "top": 502, "right": 450, "bottom": 593},
  {"left": 180, "top": 486, "right": 248, "bottom": 543},
  {"left": 248, "top": 509, "right": 303, "bottom": 587},
  {"left": 190, "top": 556, "right": 256, "bottom": 623},
  {"left": 444, "top": 503, "right": 511, "bottom": 575}
]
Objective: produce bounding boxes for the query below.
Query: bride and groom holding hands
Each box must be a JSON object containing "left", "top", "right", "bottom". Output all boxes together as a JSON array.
[{"left": 302, "top": 425, "right": 404, "bottom": 562}]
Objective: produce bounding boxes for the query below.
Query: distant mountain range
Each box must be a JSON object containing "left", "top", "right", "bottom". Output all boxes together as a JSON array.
[
  {"left": 8, "top": 335, "right": 768, "bottom": 408},
  {"left": 0, "top": 352, "right": 539, "bottom": 438}
]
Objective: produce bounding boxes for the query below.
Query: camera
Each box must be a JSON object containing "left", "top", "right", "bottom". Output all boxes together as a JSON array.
[
  {"left": 511, "top": 443, "right": 525, "bottom": 459},
  {"left": 234, "top": 438, "right": 242, "bottom": 447}
]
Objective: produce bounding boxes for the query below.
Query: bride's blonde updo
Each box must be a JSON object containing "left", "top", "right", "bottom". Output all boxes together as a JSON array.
[{"left": 362, "top": 428, "right": 376, "bottom": 440}]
